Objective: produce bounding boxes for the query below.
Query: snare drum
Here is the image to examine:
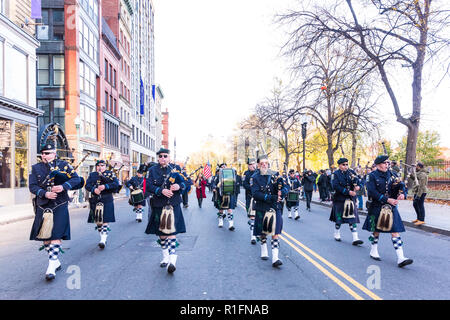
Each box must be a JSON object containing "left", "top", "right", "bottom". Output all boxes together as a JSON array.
[
  {"left": 287, "top": 190, "right": 299, "bottom": 203},
  {"left": 130, "top": 189, "right": 144, "bottom": 205},
  {"left": 219, "top": 168, "right": 236, "bottom": 196}
]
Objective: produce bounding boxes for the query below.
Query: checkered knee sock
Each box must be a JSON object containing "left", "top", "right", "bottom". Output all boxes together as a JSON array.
[
  {"left": 260, "top": 237, "right": 267, "bottom": 245},
  {"left": 335, "top": 224, "right": 341, "bottom": 230},
  {"left": 101, "top": 225, "right": 110, "bottom": 235},
  {"left": 271, "top": 238, "right": 280, "bottom": 249},
  {"left": 159, "top": 238, "right": 167, "bottom": 249},
  {"left": 48, "top": 244, "right": 60, "bottom": 261},
  {"left": 369, "top": 234, "right": 379, "bottom": 245},
  {"left": 167, "top": 238, "right": 177, "bottom": 255},
  {"left": 227, "top": 212, "right": 233, "bottom": 220},
  {"left": 392, "top": 237, "right": 403, "bottom": 250},
  {"left": 349, "top": 223, "right": 357, "bottom": 233}
]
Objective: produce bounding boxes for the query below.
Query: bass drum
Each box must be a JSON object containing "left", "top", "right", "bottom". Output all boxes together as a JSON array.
[{"left": 219, "top": 168, "right": 236, "bottom": 196}]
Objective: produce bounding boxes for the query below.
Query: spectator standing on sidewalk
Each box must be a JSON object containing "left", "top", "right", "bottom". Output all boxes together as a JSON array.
[
  {"left": 410, "top": 162, "right": 429, "bottom": 226},
  {"left": 355, "top": 168, "right": 365, "bottom": 210},
  {"left": 302, "top": 170, "right": 315, "bottom": 211}
]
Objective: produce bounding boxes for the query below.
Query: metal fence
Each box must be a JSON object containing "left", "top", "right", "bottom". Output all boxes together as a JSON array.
[{"left": 424, "top": 160, "right": 450, "bottom": 184}]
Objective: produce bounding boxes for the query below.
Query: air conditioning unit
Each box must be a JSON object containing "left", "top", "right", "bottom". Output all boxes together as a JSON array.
[{"left": 36, "top": 25, "right": 49, "bottom": 40}]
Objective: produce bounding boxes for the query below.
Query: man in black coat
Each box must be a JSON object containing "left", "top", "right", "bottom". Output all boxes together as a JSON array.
[{"left": 301, "top": 170, "right": 315, "bottom": 211}]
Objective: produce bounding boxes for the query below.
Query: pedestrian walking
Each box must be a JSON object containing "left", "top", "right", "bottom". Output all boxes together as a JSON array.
[{"left": 410, "top": 162, "right": 429, "bottom": 226}]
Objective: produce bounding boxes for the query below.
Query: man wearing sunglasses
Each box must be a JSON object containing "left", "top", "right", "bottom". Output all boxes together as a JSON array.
[
  {"left": 363, "top": 155, "right": 413, "bottom": 268},
  {"left": 29, "top": 142, "right": 81, "bottom": 281},
  {"left": 145, "top": 148, "right": 187, "bottom": 273},
  {"left": 329, "top": 158, "right": 364, "bottom": 246}
]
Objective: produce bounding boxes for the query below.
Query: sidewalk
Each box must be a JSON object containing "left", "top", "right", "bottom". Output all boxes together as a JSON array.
[
  {"left": 0, "top": 191, "right": 128, "bottom": 226},
  {"left": 306, "top": 192, "right": 450, "bottom": 236}
]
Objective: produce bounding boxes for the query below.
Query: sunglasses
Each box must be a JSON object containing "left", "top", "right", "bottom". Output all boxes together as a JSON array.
[
  {"left": 341, "top": 163, "right": 349, "bottom": 166},
  {"left": 158, "top": 154, "right": 168, "bottom": 158},
  {"left": 42, "top": 152, "right": 54, "bottom": 155},
  {"left": 98, "top": 164, "right": 106, "bottom": 167}
]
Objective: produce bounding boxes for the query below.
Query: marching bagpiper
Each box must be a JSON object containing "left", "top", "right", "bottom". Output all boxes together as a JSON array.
[
  {"left": 29, "top": 142, "right": 81, "bottom": 281},
  {"left": 126, "top": 164, "right": 147, "bottom": 222},
  {"left": 145, "top": 148, "right": 187, "bottom": 273},
  {"left": 363, "top": 155, "right": 413, "bottom": 267},
  {"left": 85, "top": 160, "right": 120, "bottom": 249},
  {"left": 213, "top": 163, "right": 238, "bottom": 231},
  {"left": 329, "top": 158, "right": 364, "bottom": 246},
  {"left": 243, "top": 158, "right": 258, "bottom": 244},
  {"left": 251, "top": 154, "right": 289, "bottom": 267},
  {"left": 286, "top": 169, "right": 301, "bottom": 220}
]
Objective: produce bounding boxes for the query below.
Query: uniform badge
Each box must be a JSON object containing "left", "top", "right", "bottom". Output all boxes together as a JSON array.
[{"left": 169, "top": 177, "right": 175, "bottom": 183}]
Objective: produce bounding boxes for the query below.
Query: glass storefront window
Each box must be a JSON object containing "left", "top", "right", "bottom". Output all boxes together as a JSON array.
[
  {"left": 15, "top": 123, "right": 28, "bottom": 188},
  {"left": 54, "top": 100, "right": 65, "bottom": 131},
  {"left": 0, "top": 119, "right": 11, "bottom": 189}
]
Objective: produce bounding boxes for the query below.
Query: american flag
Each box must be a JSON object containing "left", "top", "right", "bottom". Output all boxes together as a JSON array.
[{"left": 203, "top": 162, "right": 212, "bottom": 179}]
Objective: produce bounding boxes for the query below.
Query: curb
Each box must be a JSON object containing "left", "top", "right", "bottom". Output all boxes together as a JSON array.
[
  {"left": 0, "top": 196, "right": 128, "bottom": 226},
  {"left": 306, "top": 199, "right": 450, "bottom": 237}
]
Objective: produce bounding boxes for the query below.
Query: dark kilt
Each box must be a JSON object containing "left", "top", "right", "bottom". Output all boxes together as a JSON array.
[
  {"left": 329, "top": 199, "right": 360, "bottom": 225},
  {"left": 285, "top": 199, "right": 299, "bottom": 210},
  {"left": 30, "top": 201, "right": 70, "bottom": 241},
  {"left": 145, "top": 204, "right": 186, "bottom": 236},
  {"left": 362, "top": 205, "right": 405, "bottom": 233},
  {"left": 213, "top": 193, "right": 237, "bottom": 210},
  {"left": 253, "top": 209, "right": 283, "bottom": 236},
  {"left": 87, "top": 199, "right": 116, "bottom": 223}
]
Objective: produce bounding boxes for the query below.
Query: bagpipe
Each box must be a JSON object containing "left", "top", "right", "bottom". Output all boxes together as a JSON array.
[{"left": 39, "top": 152, "right": 90, "bottom": 193}]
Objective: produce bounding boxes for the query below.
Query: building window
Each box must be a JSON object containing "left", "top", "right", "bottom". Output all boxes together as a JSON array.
[
  {"left": 14, "top": 123, "right": 28, "bottom": 188},
  {"left": 80, "top": 104, "right": 96, "bottom": 139},
  {"left": 0, "top": 118, "right": 12, "bottom": 189},
  {"left": 8, "top": 48, "right": 28, "bottom": 103},
  {"left": 105, "top": 119, "right": 118, "bottom": 148},
  {"left": 0, "top": 39, "right": 4, "bottom": 96},
  {"left": 38, "top": 55, "right": 64, "bottom": 86},
  {"left": 79, "top": 61, "right": 96, "bottom": 99},
  {"left": 53, "top": 56, "right": 65, "bottom": 85},
  {"left": 37, "top": 55, "right": 50, "bottom": 85},
  {"left": 37, "top": 100, "right": 66, "bottom": 131},
  {"left": 104, "top": 91, "right": 108, "bottom": 111}
]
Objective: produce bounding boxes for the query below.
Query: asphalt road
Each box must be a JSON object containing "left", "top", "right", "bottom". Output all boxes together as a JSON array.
[{"left": 0, "top": 190, "right": 449, "bottom": 300}]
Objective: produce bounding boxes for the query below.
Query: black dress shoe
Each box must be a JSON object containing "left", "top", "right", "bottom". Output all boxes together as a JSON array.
[
  {"left": 167, "top": 264, "right": 176, "bottom": 273},
  {"left": 45, "top": 274, "right": 55, "bottom": 281},
  {"left": 352, "top": 240, "right": 364, "bottom": 246},
  {"left": 229, "top": 226, "right": 235, "bottom": 231},
  {"left": 272, "top": 260, "right": 283, "bottom": 267},
  {"left": 370, "top": 255, "right": 381, "bottom": 261},
  {"left": 398, "top": 259, "right": 413, "bottom": 268},
  {"left": 160, "top": 262, "right": 168, "bottom": 268},
  {"left": 251, "top": 239, "right": 256, "bottom": 245},
  {"left": 295, "top": 216, "right": 300, "bottom": 220},
  {"left": 261, "top": 256, "right": 269, "bottom": 260},
  {"left": 98, "top": 242, "right": 105, "bottom": 249}
]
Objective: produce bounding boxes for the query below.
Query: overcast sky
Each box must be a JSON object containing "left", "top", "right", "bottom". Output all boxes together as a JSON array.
[{"left": 153, "top": 0, "right": 450, "bottom": 161}]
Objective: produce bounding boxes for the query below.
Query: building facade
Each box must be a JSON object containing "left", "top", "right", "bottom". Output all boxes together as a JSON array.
[
  {"left": 155, "top": 85, "right": 164, "bottom": 151},
  {"left": 162, "top": 108, "right": 169, "bottom": 149},
  {"left": 130, "top": 0, "right": 156, "bottom": 175},
  {"left": 102, "top": 0, "right": 133, "bottom": 183},
  {"left": 0, "top": 3, "right": 41, "bottom": 205}
]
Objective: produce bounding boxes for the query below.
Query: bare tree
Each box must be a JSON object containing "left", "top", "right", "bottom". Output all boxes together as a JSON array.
[{"left": 277, "top": 0, "right": 450, "bottom": 175}]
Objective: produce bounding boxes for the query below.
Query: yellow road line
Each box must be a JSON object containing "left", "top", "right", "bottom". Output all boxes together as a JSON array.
[
  {"left": 281, "top": 232, "right": 382, "bottom": 300},
  {"left": 237, "top": 199, "right": 382, "bottom": 300},
  {"left": 279, "top": 235, "right": 364, "bottom": 300}
]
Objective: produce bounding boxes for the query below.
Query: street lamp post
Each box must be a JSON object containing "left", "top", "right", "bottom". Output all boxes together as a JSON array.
[{"left": 301, "top": 122, "right": 307, "bottom": 172}]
